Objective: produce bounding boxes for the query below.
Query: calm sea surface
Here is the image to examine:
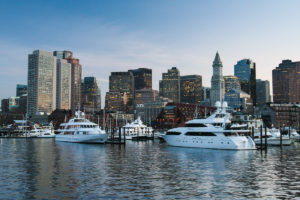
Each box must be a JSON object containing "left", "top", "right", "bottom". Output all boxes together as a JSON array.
[{"left": 1, "top": 139, "right": 300, "bottom": 199}]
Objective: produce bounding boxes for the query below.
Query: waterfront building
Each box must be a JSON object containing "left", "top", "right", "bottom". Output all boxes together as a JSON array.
[
  {"left": 224, "top": 89, "right": 252, "bottom": 112},
  {"left": 224, "top": 76, "right": 240, "bottom": 93},
  {"left": 272, "top": 60, "right": 300, "bottom": 103},
  {"left": 255, "top": 103, "right": 300, "bottom": 128},
  {"left": 135, "top": 96, "right": 171, "bottom": 123},
  {"left": 105, "top": 92, "right": 124, "bottom": 113},
  {"left": 27, "top": 50, "right": 56, "bottom": 117},
  {"left": 1, "top": 98, "right": 9, "bottom": 113},
  {"left": 81, "top": 77, "right": 101, "bottom": 114},
  {"left": 109, "top": 71, "right": 135, "bottom": 113},
  {"left": 234, "top": 59, "right": 256, "bottom": 105},
  {"left": 159, "top": 67, "right": 180, "bottom": 103},
  {"left": 56, "top": 59, "right": 71, "bottom": 110},
  {"left": 180, "top": 75, "right": 202, "bottom": 104},
  {"left": 16, "top": 84, "right": 27, "bottom": 97},
  {"left": 154, "top": 103, "right": 215, "bottom": 129},
  {"left": 135, "top": 89, "right": 158, "bottom": 105},
  {"left": 128, "top": 68, "right": 152, "bottom": 90},
  {"left": 201, "top": 87, "right": 211, "bottom": 106},
  {"left": 256, "top": 79, "right": 271, "bottom": 105},
  {"left": 210, "top": 52, "right": 225, "bottom": 106}
]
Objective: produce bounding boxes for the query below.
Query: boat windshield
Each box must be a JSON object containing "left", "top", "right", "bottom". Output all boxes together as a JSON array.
[
  {"left": 166, "top": 132, "right": 181, "bottom": 135},
  {"left": 223, "top": 132, "right": 239, "bottom": 136},
  {"left": 185, "top": 123, "right": 207, "bottom": 127}
]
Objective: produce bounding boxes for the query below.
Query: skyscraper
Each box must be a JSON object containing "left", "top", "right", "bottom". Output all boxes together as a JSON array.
[
  {"left": 159, "top": 67, "right": 180, "bottom": 103},
  {"left": 27, "top": 50, "right": 56, "bottom": 116},
  {"left": 256, "top": 79, "right": 271, "bottom": 105},
  {"left": 224, "top": 76, "right": 240, "bottom": 93},
  {"left": 272, "top": 60, "right": 300, "bottom": 103},
  {"left": 234, "top": 59, "right": 256, "bottom": 106},
  {"left": 56, "top": 59, "right": 71, "bottom": 110},
  {"left": 81, "top": 77, "right": 101, "bottom": 113},
  {"left": 108, "top": 71, "right": 135, "bottom": 113},
  {"left": 128, "top": 68, "right": 152, "bottom": 90},
  {"left": 210, "top": 52, "right": 225, "bottom": 106},
  {"left": 54, "top": 51, "right": 82, "bottom": 112},
  {"left": 180, "top": 75, "right": 202, "bottom": 104}
]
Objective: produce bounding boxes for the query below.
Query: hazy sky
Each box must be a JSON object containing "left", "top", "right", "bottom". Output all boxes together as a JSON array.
[{"left": 1, "top": 0, "right": 300, "bottom": 104}]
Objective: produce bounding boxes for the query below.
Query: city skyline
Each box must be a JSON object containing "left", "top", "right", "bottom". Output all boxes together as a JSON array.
[{"left": 1, "top": 1, "right": 300, "bottom": 104}]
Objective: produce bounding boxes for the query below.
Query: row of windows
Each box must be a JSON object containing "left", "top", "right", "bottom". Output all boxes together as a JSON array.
[
  {"left": 60, "top": 125, "right": 97, "bottom": 129},
  {"left": 166, "top": 131, "right": 239, "bottom": 137}
]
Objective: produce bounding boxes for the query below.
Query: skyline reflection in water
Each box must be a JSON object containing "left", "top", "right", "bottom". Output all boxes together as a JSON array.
[{"left": 0, "top": 139, "right": 300, "bottom": 199}]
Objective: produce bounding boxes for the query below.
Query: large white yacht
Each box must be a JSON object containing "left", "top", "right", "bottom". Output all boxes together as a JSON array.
[
  {"left": 56, "top": 111, "right": 108, "bottom": 143},
  {"left": 162, "top": 102, "right": 256, "bottom": 150},
  {"left": 121, "top": 117, "right": 153, "bottom": 140}
]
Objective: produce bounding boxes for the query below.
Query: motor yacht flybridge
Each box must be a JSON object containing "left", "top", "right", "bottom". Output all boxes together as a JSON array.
[
  {"left": 162, "top": 102, "right": 256, "bottom": 150},
  {"left": 56, "top": 110, "right": 108, "bottom": 143}
]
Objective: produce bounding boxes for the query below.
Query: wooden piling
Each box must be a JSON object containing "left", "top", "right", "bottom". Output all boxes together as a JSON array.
[
  {"left": 280, "top": 127, "right": 282, "bottom": 147},
  {"left": 260, "top": 125, "right": 263, "bottom": 149},
  {"left": 119, "top": 127, "right": 121, "bottom": 143},
  {"left": 251, "top": 127, "right": 254, "bottom": 140},
  {"left": 264, "top": 126, "right": 267, "bottom": 150},
  {"left": 123, "top": 127, "right": 126, "bottom": 144}
]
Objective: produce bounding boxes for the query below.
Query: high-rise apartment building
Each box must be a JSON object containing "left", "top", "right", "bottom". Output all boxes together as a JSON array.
[
  {"left": 210, "top": 52, "right": 225, "bottom": 106},
  {"left": 180, "top": 75, "right": 202, "bottom": 104},
  {"left": 224, "top": 76, "right": 240, "bottom": 93},
  {"left": 27, "top": 50, "right": 57, "bottom": 116},
  {"left": 256, "top": 79, "right": 271, "bottom": 105},
  {"left": 272, "top": 60, "right": 300, "bottom": 103},
  {"left": 234, "top": 59, "right": 256, "bottom": 106},
  {"left": 128, "top": 68, "right": 152, "bottom": 90},
  {"left": 16, "top": 84, "right": 27, "bottom": 97},
  {"left": 105, "top": 92, "right": 125, "bottom": 113},
  {"left": 159, "top": 67, "right": 180, "bottom": 103},
  {"left": 81, "top": 77, "right": 101, "bottom": 113},
  {"left": 56, "top": 59, "right": 71, "bottom": 110}
]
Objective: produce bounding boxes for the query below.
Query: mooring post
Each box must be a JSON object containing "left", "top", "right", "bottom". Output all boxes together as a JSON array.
[
  {"left": 251, "top": 126, "right": 254, "bottom": 140},
  {"left": 123, "top": 127, "right": 126, "bottom": 144},
  {"left": 288, "top": 126, "right": 291, "bottom": 139},
  {"left": 264, "top": 126, "right": 267, "bottom": 150},
  {"left": 280, "top": 127, "right": 282, "bottom": 147},
  {"left": 260, "top": 125, "right": 263, "bottom": 149},
  {"left": 119, "top": 127, "right": 121, "bottom": 143}
]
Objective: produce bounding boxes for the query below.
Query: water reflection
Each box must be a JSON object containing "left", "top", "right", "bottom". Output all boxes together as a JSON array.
[{"left": 1, "top": 139, "right": 300, "bottom": 199}]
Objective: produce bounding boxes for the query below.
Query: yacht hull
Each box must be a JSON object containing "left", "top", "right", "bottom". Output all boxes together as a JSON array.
[
  {"left": 55, "top": 134, "right": 107, "bottom": 143},
  {"left": 163, "top": 135, "right": 256, "bottom": 150}
]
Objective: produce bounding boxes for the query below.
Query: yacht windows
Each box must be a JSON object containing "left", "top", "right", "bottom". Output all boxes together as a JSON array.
[
  {"left": 215, "top": 114, "right": 225, "bottom": 118},
  {"left": 185, "top": 123, "right": 207, "bottom": 127},
  {"left": 223, "top": 132, "right": 239, "bottom": 136},
  {"left": 213, "top": 123, "right": 223, "bottom": 127},
  {"left": 166, "top": 131, "right": 181, "bottom": 135},
  {"left": 185, "top": 132, "right": 216, "bottom": 136}
]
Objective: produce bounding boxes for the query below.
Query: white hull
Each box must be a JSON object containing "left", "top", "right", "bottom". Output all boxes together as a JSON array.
[
  {"left": 163, "top": 135, "right": 256, "bottom": 150},
  {"left": 254, "top": 138, "right": 291, "bottom": 146},
  {"left": 55, "top": 134, "right": 107, "bottom": 143}
]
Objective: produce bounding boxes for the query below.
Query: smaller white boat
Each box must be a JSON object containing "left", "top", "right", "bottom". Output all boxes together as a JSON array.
[
  {"left": 254, "top": 128, "right": 291, "bottom": 146},
  {"left": 121, "top": 117, "right": 153, "bottom": 140},
  {"left": 56, "top": 110, "right": 108, "bottom": 143}
]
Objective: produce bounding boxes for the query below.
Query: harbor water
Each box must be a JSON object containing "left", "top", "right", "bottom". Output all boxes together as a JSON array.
[{"left": 1, "top": 139, "right": 300, "bottom": 199}]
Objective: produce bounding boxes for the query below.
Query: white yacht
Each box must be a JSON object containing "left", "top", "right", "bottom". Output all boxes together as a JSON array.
[
  {"left": 121, "top": 117, "right": 153, "bottom": 140},
  {"left": 162, "top": 102, "right": 256, "bottom": 150},
  {"left": 56, "top": 110, "right": 108, "bottom": 143}
]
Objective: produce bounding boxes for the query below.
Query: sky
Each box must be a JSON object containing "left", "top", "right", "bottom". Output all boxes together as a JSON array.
[{"left": 1, "top": 0, "right": 300, "bottom": 106}]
